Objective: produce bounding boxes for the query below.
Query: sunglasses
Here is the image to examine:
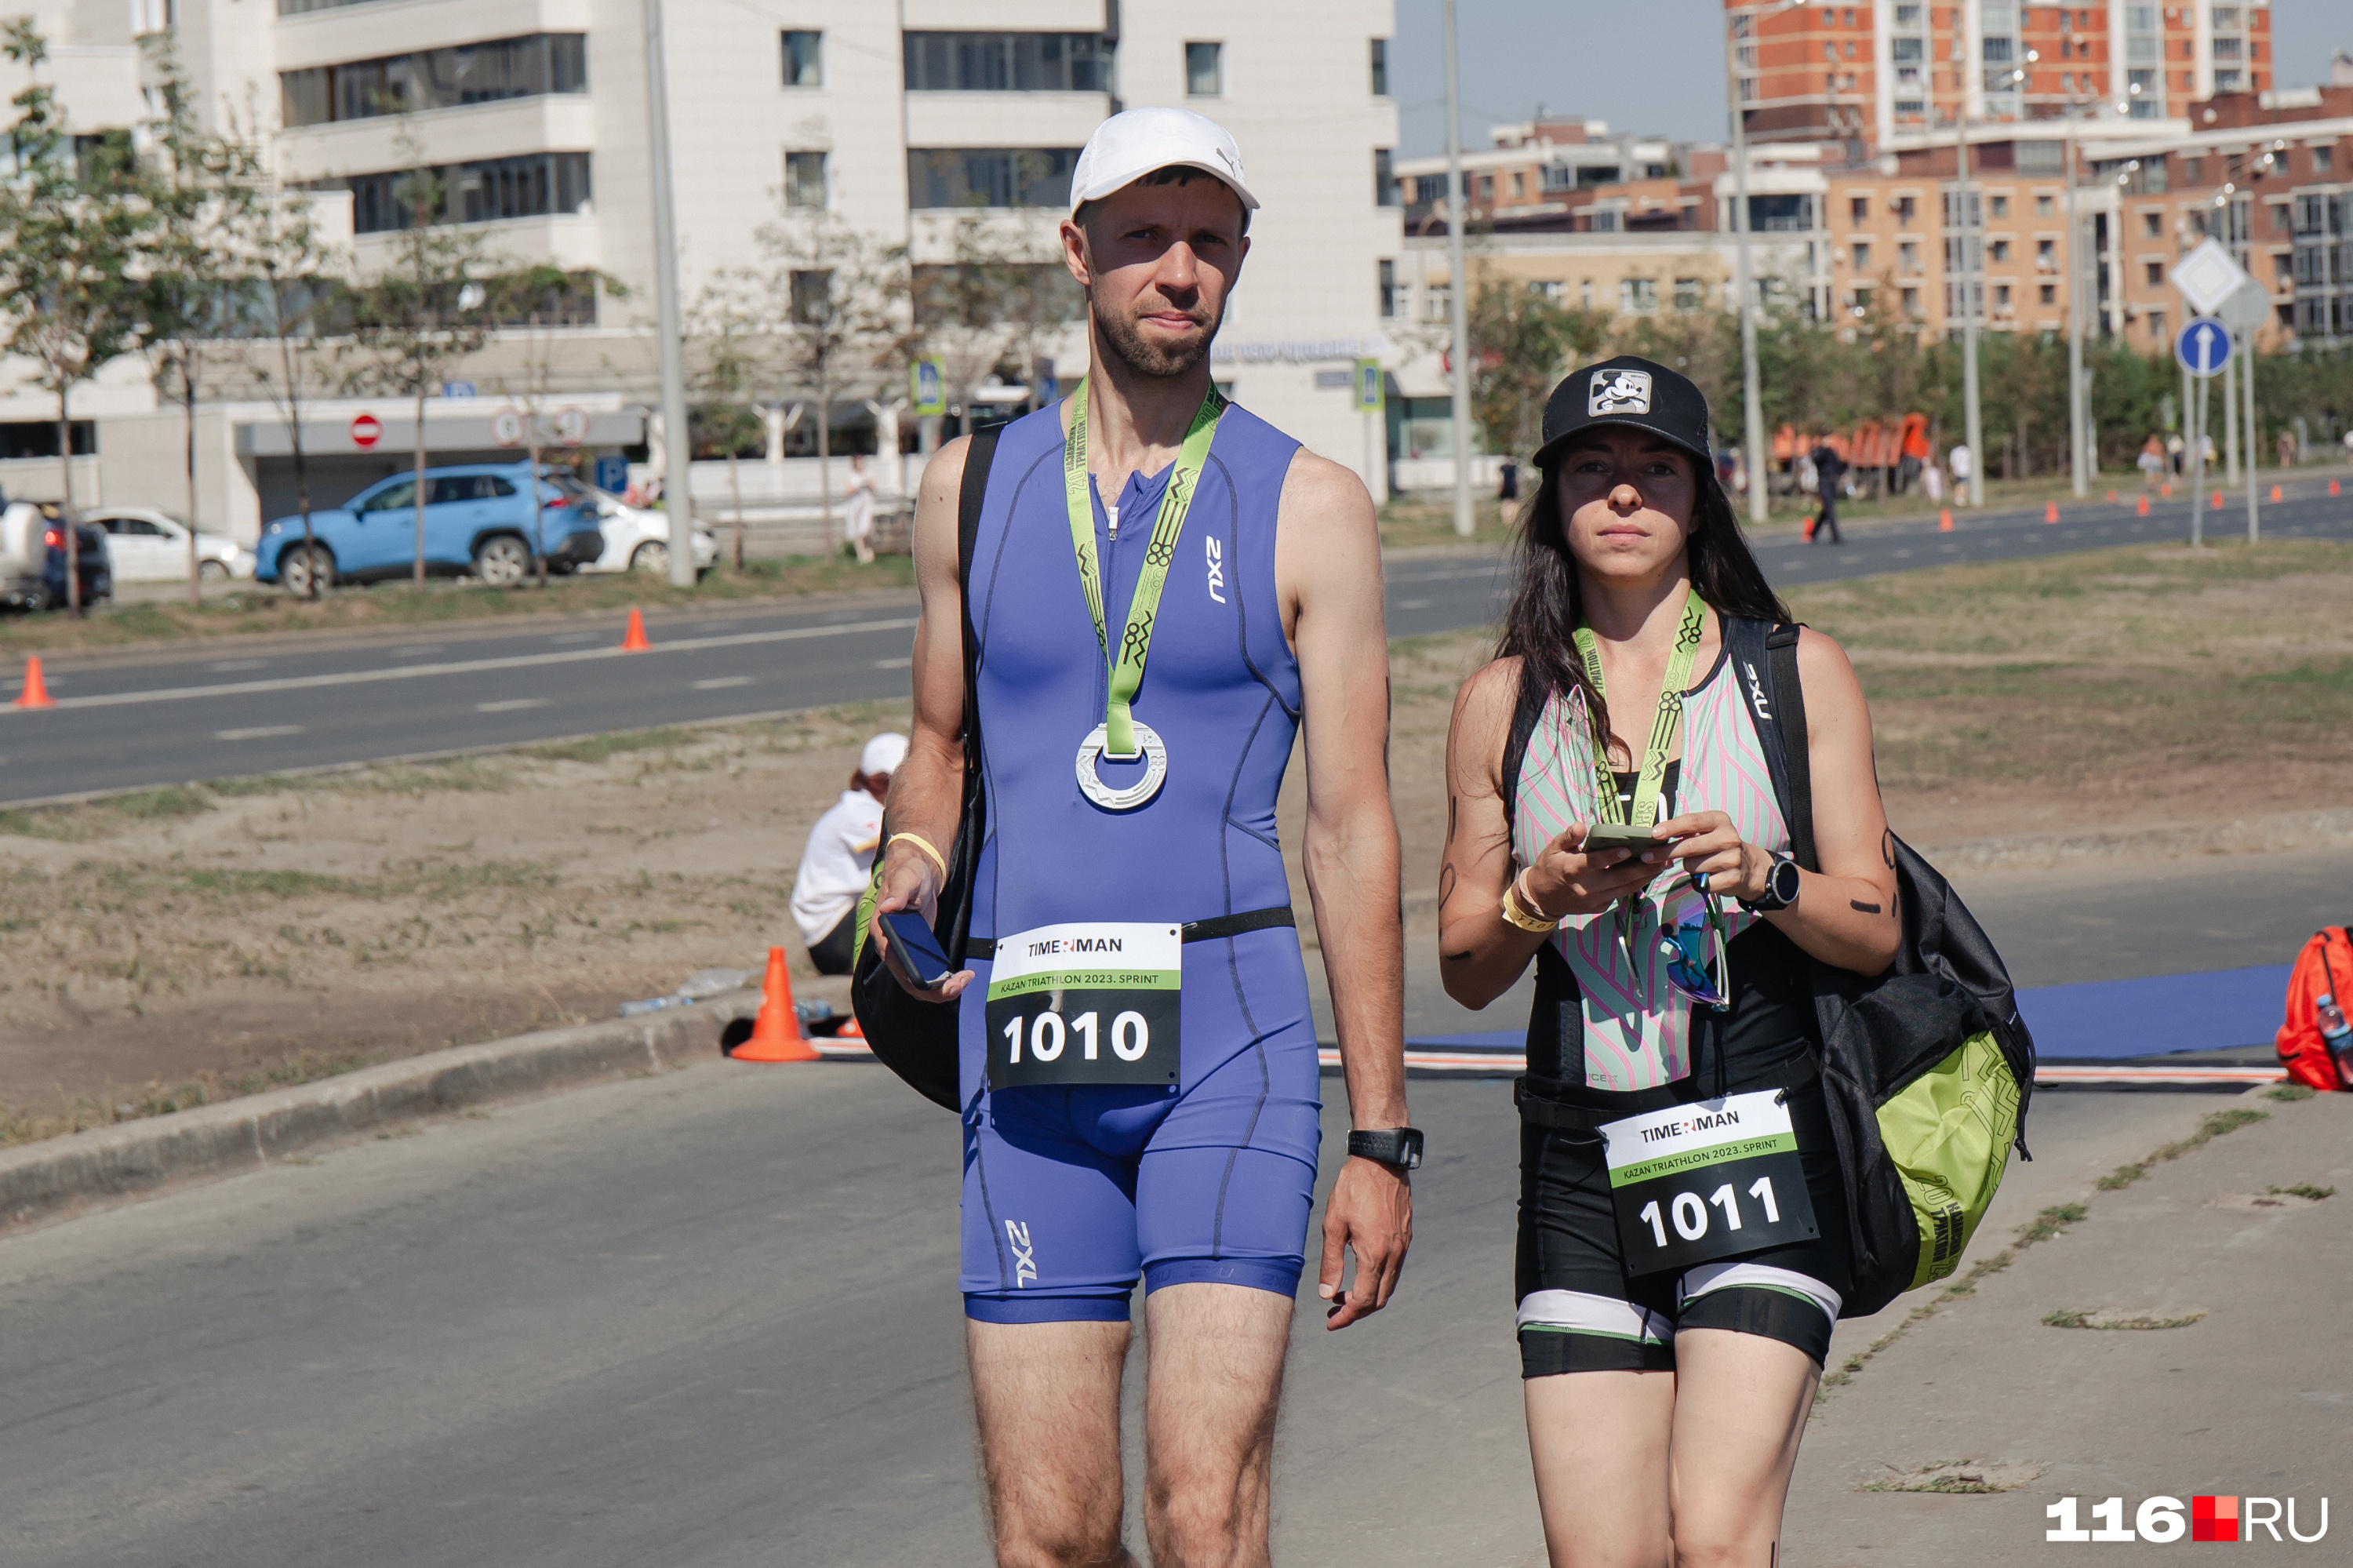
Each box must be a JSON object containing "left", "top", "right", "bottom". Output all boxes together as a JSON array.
[{"left": 1656, "top": 886, "right": 1730, "bottom": 1010}]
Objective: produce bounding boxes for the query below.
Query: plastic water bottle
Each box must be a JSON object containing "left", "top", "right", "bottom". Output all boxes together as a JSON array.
[{"left": 2320, "top": 994, "right": 2353, "bottom": 1089}]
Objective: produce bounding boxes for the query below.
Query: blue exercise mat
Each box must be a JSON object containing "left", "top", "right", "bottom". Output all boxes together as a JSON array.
[
  {"left": 2013, "top": 964, "right": 2289, "bottom": 1060},
  {"left": 1406, "top": 965, "right": 2293, "bottom": 1062}
]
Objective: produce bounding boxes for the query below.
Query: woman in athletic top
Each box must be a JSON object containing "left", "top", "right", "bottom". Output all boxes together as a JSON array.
[{"left": 1437, "top": 356, "right": 1900, "bottom": 1568}]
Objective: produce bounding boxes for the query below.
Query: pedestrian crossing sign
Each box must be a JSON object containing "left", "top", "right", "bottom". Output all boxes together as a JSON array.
[{"left": 911, "top": 357, "right": 947, "bottom": 417}]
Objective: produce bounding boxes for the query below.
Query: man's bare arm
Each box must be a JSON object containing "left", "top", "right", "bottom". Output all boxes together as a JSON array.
[
  {"left": 870, "top": 435, "right": 976, "bottom": 999},
  {"left": 1275, "top": 451, "right": 1410, "bottom": 1329}
]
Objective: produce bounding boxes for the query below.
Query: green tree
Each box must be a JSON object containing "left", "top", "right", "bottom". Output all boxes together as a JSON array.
[
  {"left": 687, "top": 269, "right": 773, "bottom": 567},
  {"left": 0, "top": 21, "right": 158, "bottom": 611},
  {"left": 754, "top": 211, "right": 899, "bottom": 551},
  {"left": 241, "top": 166, "right": 347, "bottom": 598},
  {"left": 1464, "top": 277, "right": 1606, "bottom": 464},
  {"left": 341, "top": 122, "right": 494, "bottom": 588}
]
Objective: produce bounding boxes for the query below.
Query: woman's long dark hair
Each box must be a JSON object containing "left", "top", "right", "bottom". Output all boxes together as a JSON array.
[{"left": 1497, "top": 453, "right": 1790, "bottom": 769}]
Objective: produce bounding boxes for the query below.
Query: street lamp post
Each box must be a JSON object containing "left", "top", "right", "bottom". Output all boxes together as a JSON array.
[
  {"left": 2063, "top": 96, "right": 2089, "bottom": 497},
  {"left": 1442, "top": 0, "right": 1474, "bottom": 538},
  {"left": 1954, "top": 103, "right": 1984, "bottom": 508},
  {"left": 643, "top": 0, "right": 696, "bottom": 586},
  {"left": 1726, "top": 2, "right": 1811, "bottom": 525}
]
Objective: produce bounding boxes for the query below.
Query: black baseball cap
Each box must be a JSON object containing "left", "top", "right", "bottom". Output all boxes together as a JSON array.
[{"left": 1532, "top": 355, "right": 1715, "bottom": 471}]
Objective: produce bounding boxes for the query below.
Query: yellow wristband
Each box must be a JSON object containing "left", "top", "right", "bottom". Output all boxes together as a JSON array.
[
  {"left": 1500, "top": 871, "right": 1557, "bottom": 933},
  {"left": 888, "top": 832, "right": 948, "bottom": 879}
]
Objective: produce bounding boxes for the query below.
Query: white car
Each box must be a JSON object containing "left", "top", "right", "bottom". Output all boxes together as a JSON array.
[
  {"left": 85, "top": 506, "right": 255, "bottom": 583},
  {"left": 555, "top": 478, "right": 716, "bottom": 577}
]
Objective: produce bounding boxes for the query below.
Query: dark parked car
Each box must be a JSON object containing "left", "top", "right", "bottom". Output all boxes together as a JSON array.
[
  {"left": 2, "top": 501, "right": 108, "bottom": 611},
  {"left": 253, "top": 464, "right": 603, "bottom": 592}
]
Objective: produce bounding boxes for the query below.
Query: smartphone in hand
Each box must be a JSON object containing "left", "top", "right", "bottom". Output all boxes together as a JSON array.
[
  {"left": 1580, "top": 821, "right": 1661, "bottom": 853},
  {"left": 880, "top": 908, "right": 957, "bottom": 987}
]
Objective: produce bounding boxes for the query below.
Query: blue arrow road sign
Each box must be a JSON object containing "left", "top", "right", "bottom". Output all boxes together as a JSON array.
[{"left": 2173, "top": 317, "right": 2233, "bottom": 378}]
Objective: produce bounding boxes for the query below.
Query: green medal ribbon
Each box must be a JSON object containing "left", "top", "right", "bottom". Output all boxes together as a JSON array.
[
  {"left": 1570, "top": 588, "right": 1707, "bottom": 829},
  {"left": 1061, "top": 375, "right": 1227, "bottom": 759}
]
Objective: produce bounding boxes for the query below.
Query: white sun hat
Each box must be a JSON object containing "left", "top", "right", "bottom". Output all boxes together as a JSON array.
[
  {"left": 1068, "top": 106, "right": 1260, "bottom": 216},
  {"left": 860, "top": 733, "right": 908, "bottom": 777}
]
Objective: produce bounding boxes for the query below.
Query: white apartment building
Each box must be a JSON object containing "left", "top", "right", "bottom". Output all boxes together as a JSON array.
[{"left": 0, "top": 0, "right": 1403, "bottom": 537}]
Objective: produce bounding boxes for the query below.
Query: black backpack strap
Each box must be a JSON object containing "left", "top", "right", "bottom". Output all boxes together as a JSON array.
[
  {"left": 958, "top": 425, "right": 1002, "bottom": 740},
  {"left": 1766, "top": 624, "right": 1817, "bottom": 873},
  {"left": 1497, "top": 657, "right": 1549, "bottom": 860},
  {"left": 942, "top": 425, "right": 1001, "bottom": 962},
  {"left": 1726, "top": 617, "right": 1815, "bottom": 872}
]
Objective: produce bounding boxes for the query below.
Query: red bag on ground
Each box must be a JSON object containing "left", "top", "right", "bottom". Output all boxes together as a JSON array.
[{"left": 2275, "top": 927, "right": 2353, "bottom": 1091}]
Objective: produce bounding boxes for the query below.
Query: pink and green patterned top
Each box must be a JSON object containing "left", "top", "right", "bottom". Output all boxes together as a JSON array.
[{"left": 1509, "top": 649, "right": 1792, "bottom": 1091}]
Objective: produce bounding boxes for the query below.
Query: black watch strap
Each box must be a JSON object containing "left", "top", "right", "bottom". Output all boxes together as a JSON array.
[
  {"left": 1347, "top": 1127, "right": 1424, "bottom": 1170},
  {"left": 1741, "top": 853, "right": 1801, "bottom": 912}
]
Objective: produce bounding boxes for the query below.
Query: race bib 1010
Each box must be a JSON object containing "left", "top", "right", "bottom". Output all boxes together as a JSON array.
[
  {"left": 1601, "top": 1089, "right": 1819, "bottom": 1276},
  {"left": 984, "top": 922, "right": 1181, "bottom": 1090}
]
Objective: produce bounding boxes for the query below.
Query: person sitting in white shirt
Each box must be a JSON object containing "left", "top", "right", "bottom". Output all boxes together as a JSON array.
[{"left": 791, "top": 732, "right": 906, "bottom": 973}]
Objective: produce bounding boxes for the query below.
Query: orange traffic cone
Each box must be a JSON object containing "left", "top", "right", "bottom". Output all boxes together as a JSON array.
[
  {"left": 2211, "top": 489, "right": 2224, "bottom": 509},
  {"left": 2332, "top": 478, "right": 2343, "bottom": 497},
  {"left": 620, "top": 607, "right": 652, "bottom": 652},
  {"left": 2106, "top": 489, "right": 2118, "bottom": 504},
  {"left": 2162, "top": 482, "right": 2173, "bottom": 497},
  {"left": 13, "top": 656, "right": 53, "bottom": 710},
  {"left": 732, "top": 946, "right": 819, "bottom": 1062},
  {"left": 2137, "top": 494, "right": 2151, "bottom": 516},
  {"left": 2270, "top": 484, "right": 2283, "bottom": 503},
  {"left": 2044, "top": 501, "right": 2060, "bottom": 524},
  {"left": 1937, "top": 508, "right": 1954, "bottom": 532}
]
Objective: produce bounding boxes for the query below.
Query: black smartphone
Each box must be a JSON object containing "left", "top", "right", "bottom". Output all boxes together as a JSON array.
[{"left": 880, "top": 909, "right": 956, "bottom": 987}]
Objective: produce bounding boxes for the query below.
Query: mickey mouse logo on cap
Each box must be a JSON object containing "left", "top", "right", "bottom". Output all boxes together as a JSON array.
[{"left": 1589, "top": 369, "right": 1653, "bottom": 417}]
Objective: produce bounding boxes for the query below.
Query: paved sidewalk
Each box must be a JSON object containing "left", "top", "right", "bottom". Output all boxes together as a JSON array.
[{"left": 1787, "top": 1089, "right": 2351, "bottom": 1564}]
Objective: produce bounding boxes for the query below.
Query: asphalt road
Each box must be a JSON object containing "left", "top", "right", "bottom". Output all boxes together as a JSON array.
[
  {"left": 5, "top": 478, "right": 2349, "bottom": 806},
  {"left": 0, "top": 1034, "right": 2236, "bottom": 1568}
]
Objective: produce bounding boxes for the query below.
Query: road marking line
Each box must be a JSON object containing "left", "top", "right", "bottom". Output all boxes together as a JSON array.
[
  {"left": 2, "top": 616, "right": 922, "bottom": 715},
  {"left": 1397, "top": 598, "right": 1433, "bottom": 610},
  {"left": 874, "top": 657, "right": 912, "bottom": 669},
  {"left": 216, "top": 725, "right": 304, "bottom": 740},
  {"left": 476, "top": 698, "right": 548, "bottom": 712},
  {"left": 207, "top": 659, "right": 269, "bottom": 672},
  {"left": 690, "top": 676, "right": 751, "bottom": 689},
  {"left": 390, "top": 645, "right": 446, "bottom": 657}
]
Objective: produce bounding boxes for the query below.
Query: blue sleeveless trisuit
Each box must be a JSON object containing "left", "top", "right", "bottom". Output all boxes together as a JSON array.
[{"left": 955, "top": 398, "right": 1323, "bottom": 1325}]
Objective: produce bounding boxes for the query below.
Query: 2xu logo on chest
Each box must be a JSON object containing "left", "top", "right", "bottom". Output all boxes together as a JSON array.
[{"left": 985, "top": 922, "right": 1183, "bottom": 1090}]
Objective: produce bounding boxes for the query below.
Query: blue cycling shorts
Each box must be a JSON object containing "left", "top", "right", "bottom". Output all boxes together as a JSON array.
[{"left": 958, "top": 929, "right": 1323, "bottom": 1325}]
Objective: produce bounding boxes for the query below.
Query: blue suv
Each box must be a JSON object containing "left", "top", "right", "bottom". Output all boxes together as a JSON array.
[{"left": 255, "top": 464, "right": 604, "bottom": 592}]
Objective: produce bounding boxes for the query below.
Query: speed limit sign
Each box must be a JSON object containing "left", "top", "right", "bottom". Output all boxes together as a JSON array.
[
  {"left": 552, "top": 406, "right": 591, "bottom": 447},
  {"left": 489, "top": 408, "right": 524, "bottom": 448}
]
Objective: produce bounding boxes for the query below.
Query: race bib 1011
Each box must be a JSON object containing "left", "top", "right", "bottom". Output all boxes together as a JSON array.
[
  {"left": 1601, "top": 1089, "right": 1819, "bottom": 1276},
  {"left": 984, "top": 922, "right": 1181, "bottom": 1090}
]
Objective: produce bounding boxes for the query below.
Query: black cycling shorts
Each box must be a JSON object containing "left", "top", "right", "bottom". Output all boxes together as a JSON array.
[{"left": 1515, "top": 1045, "right": 1853, "bottom": 1377}]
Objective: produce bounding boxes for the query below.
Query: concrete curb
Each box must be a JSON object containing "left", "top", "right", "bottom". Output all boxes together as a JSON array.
[{"left": 0, "top": 986, "right": 766, "bottom": 1235}]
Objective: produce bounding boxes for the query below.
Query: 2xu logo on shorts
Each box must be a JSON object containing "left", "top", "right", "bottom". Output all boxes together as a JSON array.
[{"left": 2046, "top": 1495, "right": 2330, "bottom": 1543}]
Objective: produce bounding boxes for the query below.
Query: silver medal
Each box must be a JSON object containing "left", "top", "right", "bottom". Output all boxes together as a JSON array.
[{"left": 1074, "top": 721, "right": 1168, "bottom": 811}]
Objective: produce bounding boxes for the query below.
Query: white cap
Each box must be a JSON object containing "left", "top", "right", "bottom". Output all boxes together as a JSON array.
[
  {"left": 1068, "top": 107, "right": 1260, "bottom": 217},
  {"left": 860, "top": 733, "right": 908, "bottom": 777}
]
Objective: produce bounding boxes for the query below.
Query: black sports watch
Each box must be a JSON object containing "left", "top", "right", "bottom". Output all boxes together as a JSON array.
[
  {"left": 1741, "top": 853, "right": 1802, "bottom": 913},
  {"left": 1347, "top": 1127, "right": 1424, "bottom": 1170}
]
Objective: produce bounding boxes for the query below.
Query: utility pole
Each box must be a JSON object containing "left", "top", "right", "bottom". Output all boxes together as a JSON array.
[
  {"left": 645, "top": 0, "right": 696, "bottom": 587},
  {"left": 2064, "top": 107, "right": 2088, "bottom": 497},
  {"left": 1442, "top": 0, "right": 1473, "bottom": 537},
  {"left": 1955, "top": 104, "right": 1984, "bottom": 508},
  {"left": 2244, "top": 324, "right": 2260, "bottom": 543},
  {"left": 1731, "top": 23, "right": 1767, "bottom": 525}
]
